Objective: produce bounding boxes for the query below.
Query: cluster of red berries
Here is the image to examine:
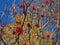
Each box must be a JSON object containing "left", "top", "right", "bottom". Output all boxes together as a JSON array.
[{"left": 16, "top": 27, "right": 23, "bottom": 35}]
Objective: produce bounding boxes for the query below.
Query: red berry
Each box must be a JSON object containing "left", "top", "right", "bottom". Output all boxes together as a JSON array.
[
  {"left": 54, "top": 18, "right": 58, "bottom": 20},
  {"left": 42, "top": 36, "right": 45, "bottom": 39},
  {"left": 16, "top": 27, "right": 23, "bottom": 34},
  {"left": 27, "top": 23, "right": 30, "bottom": 27},
  {"left": 23, "top": 11, "right": 26, "bottom": 15},
  {"left": 0, "top": 28, "right": 3, "bottom": 31},
  {"left": 52, "top": 42, "right": 54, "bottom": 45},
  {"left": 47, "top": 35, "right": 50, "bottom": 38},
  {"left": 22, "top": 43, "right": 26, "bottom": 45},
  {"left": 0, "top": 20, "right": 2, "bottom": 23},
  {"left": 55, "top": 10, "right": 58, "bottom": 13},
  {"left": 18, "top": 4, "right": 25, "bottom": 8},
  {"left": 50, "top": 0, "right": 54, "bottom": 3},
  {"left": 41, "top": 14, "right": 45, "bottom": 17},
  {"left": 41, "top": 4, "right": 44, "bottom": 8},
  {"left": 13, "top": 11, "right": 17, "bottom": 15},
  {"left": 32, "top": 6, "right": 36, "bottom": 10},
  {"left": 13, "top": 31, "right": 16, "bottom": 34},
  {"left": 51, "top": 37, "right": 54, "bottom": 40},
  {"left": 59, "top": 18, "right": 60, "bottom": 20},
  {"left": 45, "top": 0, "right": 49, "bottom": 5},
  {"left": 35, "top": 23, "right": 40, "bottom": 27}
]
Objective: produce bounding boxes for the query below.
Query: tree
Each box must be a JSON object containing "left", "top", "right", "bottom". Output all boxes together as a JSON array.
[{"left": 0, "top": 0, "right": 59, "bottom": 45}]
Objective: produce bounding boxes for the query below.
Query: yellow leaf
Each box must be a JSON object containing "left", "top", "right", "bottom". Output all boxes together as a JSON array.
[
  {"left": 41, "top": 40, "right": 44, "bottom": 44},
  {"left": 15, "top": 42, "right": 18, "bottom": 45},
  {"left": 48, "top": 42, "right": 52, "bottom": 45},
  {"left": 3, "top": 35, "right": 9, "bottom": 39},
  {"left": 25, "top": 16, "right": 30, "bottom": 21},
  {"left": 6, "top": 28, "right": 13, "bottom": 35},
  {"left": 19, "top": 35, "right": 23, "bottom": 41},
  {"left": 32, "top": 27, "right": 36, "bottom": 31}
]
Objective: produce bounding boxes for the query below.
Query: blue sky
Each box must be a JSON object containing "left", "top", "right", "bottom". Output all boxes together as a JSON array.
[{"left": 0, "top": 0, "right": 23, "bottom": 26}]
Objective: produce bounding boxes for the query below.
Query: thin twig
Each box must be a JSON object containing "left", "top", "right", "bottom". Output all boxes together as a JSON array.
[{"left": 0, "top": 34, "right": 6, "bottom": 45}]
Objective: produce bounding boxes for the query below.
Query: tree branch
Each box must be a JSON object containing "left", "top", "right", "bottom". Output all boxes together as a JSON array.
[{"left": 0, "top": 34, "right": 6, "bottom": 45}]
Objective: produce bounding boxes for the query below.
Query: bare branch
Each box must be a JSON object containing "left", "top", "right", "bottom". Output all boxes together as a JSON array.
[
  {"left": 23, "top": 0, "right": 27, "bottom": 6},
  {"left": 0, "top": 34, "right": 6, "bottom": 45},
  {"left": 27, "top": 0, "right": 33, "bottom": 7}
]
